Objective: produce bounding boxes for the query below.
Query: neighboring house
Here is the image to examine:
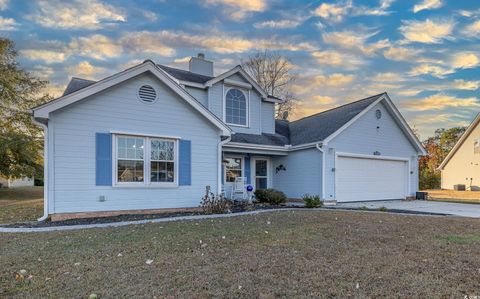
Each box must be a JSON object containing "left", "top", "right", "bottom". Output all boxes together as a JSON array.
[
  {"left": 31, "top": 54, "right": 425, "bottom": 220},
  {"left": 439, "top": 114, "right": 480, "bottom": 190},
  {"left": 0, "top": 176, "right": 34, "bottom": 188}
]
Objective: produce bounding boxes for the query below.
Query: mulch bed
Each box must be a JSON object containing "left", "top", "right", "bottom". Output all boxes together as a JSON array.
[
  {"left": 1, "top": 202, "right": 292, "bottom": 228},
  {"left": 1, "top": 201, "right": 451, "bottom": 229}
]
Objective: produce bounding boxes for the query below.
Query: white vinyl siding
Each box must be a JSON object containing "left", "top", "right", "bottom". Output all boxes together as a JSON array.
[
  {"left": 48, "top": 73, "right": 220, "bottom": 214},
  {"left": 272, "top": 148, "right": 322, "bottom": 199},
  {"left": 261, "top": 101, "right": 275, "bottom": 134},
  {"left": 442, "top": 123, "right": 480, "bottom": 190},
  {"left": 324, "top": 102, "right": 419, "bottom": 200},
  {"left": 185, "top": 86, "right": 208, "bottom": 107},
  {"left": 208, "top": 74, "right": 263, "bottom": 134}
]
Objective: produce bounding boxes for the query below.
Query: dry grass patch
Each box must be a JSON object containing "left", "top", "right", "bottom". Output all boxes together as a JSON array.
[
  {"left": 0, "top": 187, "right": 43, "bottom": 224},
  {"left": 1, "top": 210, "right": 480, "bottom": 298},
  {"left": 0, "top": 187, "right": 43, "bottom": 203},
  {"left": 0, "top": 199, "right": 43, "bottom": 224}
]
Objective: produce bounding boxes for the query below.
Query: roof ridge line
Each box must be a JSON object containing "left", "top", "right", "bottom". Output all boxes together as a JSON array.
[
  {"left": 157, "top": 64, "right": 214, "bottom": 79},
  {"left": 291, "top": 92, "right": 386, "bottom": 123},
  {"left": 70, "top": 77, "right": 96, "bottom": 82}
]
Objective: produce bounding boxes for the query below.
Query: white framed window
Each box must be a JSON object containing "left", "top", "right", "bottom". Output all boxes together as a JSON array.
[
  {"left": 150, "top": 139, "right": 175, "bottom": 183},
  {"left": 225, "top": 88, "right": 248, "bottom": 127},
  {"left": 116, "top": 136, "right": 145, "bottom": 184},
  {"left": 253, "top": 158, "right": 269, "bottom": 190},
  {"left": 224, "top": 157, "right": 243, "bottom": 183},
  {"left": 114, "top": 134, "right": 178, "bottom": 187}
]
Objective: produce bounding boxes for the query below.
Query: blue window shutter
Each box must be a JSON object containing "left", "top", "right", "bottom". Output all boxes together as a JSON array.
[
  {"left": 179, "top": 140, "right": 191, "bottom": 186},
  {"left": 96, "top": 133, "right": 112, "bottom": 186},
  {"left": 244, "top": 156, "right": 251, "bottom": 184}
]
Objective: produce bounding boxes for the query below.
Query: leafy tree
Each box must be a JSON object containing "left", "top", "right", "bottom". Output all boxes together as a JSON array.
[
  {"left": 419, "top": 127, "right": 466, "bottom": 190},
  {"left": 419, "top": 137, "right": 442, "bottom": 190},
  {"left": 0, "top": 38, "right": 50, "bottom": 179},
  {"left": 436, "top": 127, "right": 466, "bottom": 154},
  {"left": 241, "top": 50, "right": 297, "bottom": 120}
]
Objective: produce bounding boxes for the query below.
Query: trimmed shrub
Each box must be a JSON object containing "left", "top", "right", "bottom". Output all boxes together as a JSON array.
[
  {"left": 254, "top": 189, "right": 268, "bottom": 202},
  {"left": 302, "top": 194, "right": 322, "bottom": 208},
  {"left": 254, "top": 188, "right": 287, "bottom": 205},
  {"left": 378, "top": 206, "right": 388, "bottom": 212}
]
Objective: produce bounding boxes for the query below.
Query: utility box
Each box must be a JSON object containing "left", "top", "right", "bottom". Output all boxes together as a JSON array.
[
  {"left": 454, "top": 184, "right": 466, "bottom": 191},
  {"left": 416, "top": 192, "right": 428, "bottom": 200}
]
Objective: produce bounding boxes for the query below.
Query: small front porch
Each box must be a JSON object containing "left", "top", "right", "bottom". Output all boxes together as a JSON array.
[{"left": 221, "top": 145, "right": 288, "bottom": 200}]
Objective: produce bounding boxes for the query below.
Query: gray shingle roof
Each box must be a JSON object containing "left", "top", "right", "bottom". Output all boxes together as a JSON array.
[
  {"left": 275, "top": 119, "right": 290, "bottom": 141},
  {"left": 59, "top": 71, "right": 384, "bottom": 148},
  {"left": 276, "top": 93, "right": 385, "bottom": 146},
  {"left": 60, "top": 64, "right": 213, "bottom": 97},
  {"left": 158, "top": 65, "right": 213, "bottom": 84},
  {"left": 63, "top": 77, "right": 96, "bottom": 96},
  {"left": 231, "top": 132, "right": 289, "bottom": 146}
]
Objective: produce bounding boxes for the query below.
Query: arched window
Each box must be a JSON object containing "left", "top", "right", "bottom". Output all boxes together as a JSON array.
[{"left": 225, "top": 88, "right": 247, "bottom": 126}]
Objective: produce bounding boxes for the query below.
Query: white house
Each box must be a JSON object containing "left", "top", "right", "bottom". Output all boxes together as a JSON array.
[
  {"left": 0, "top": 176, "right": 34, "bottom": 188},
  {"left": 439, "top": 113, "right": 480, "bottom": 190},
  {"left": 32, "top": 54, "right": 425, "bottom": 221}
]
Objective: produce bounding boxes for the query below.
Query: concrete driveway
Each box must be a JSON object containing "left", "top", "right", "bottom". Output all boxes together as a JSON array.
[{"left": 335, "top": 200, "right": 480, "bottom": 218}]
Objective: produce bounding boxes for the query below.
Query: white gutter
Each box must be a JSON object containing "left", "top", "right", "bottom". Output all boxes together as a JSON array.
[
  {"left": 315, "top": 143, "right": 326, "bottom": 200},
  {"left": 290, "top": 142, "right": 320, "bottom": 151},
  {"left": 223, "top": 142, "right": 289, "bottom": 151},
  {"left": 217, "top": 135, "right": 232, "bottom": 194},
  {"left": 31, "top": 116, "right": 49, "bottom": 221}
]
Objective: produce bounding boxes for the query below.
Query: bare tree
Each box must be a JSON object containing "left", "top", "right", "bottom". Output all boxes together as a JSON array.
[{"left": 241, "top": 51, "right": 297, "bottom": 120}]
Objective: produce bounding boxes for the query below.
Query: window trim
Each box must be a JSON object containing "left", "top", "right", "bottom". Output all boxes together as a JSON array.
[
  {"left": 112, "top": 134, "right": 179, "bottom": 188},
  {"left": 253, "top": 157, "right": 271, "bottom": 190},
  {"left": 149, "top": 137, "right": 177, "bottom": 185},
  {"left": 223, "top": 155, "right": 244, "bottom": 184},
  {"left": 115, "top": 135, "right": 145, "bottom": 186},
  {"left": 224, "top": 86, "right": 249, "bottom": 128}
]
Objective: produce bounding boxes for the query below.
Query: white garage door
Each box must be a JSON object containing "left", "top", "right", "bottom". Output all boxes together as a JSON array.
[{"left": 336, "top": 156, "right": 407, "bottom": 202}]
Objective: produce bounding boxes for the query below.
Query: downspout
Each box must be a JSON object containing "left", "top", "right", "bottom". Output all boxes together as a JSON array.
[
  {"left": 31, "top": 116, "right": 49, "bottom": 221},
  {"left": 315, "top": 143, "right": 326, "bottom": 200},
  {"left": 218, "top": 135, "right": 232, "bottom": 194}
]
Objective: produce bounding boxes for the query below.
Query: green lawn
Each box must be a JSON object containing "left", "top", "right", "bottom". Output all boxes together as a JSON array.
[
  {"left": 2, "top": 210, "right": 480, "bottom": 298},
  {"left": 0, "top": 187, "right": 43, "bottom": 224}
]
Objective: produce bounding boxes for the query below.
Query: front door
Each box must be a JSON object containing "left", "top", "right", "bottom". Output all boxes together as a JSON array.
[{"left": 254, "top": 158, "right": 269, "bottom": 190}]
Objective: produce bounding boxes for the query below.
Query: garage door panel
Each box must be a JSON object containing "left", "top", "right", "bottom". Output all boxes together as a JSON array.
[{"left": 336, "top": 156, "right": 407, "bottom": 202}]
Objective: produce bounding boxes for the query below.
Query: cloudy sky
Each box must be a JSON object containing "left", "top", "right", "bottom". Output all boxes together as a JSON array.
[{"left": 1, "top": 0, "right": 479, "bottom": 139}]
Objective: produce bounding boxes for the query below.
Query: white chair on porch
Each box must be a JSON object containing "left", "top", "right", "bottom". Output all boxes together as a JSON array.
[{"left": 231, "top": 177, "right": 247, "bottom": 201}]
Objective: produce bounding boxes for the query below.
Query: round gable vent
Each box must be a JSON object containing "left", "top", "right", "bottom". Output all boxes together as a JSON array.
[{"left": 138, "top": 85, "right": 157, "bottom": 103}]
